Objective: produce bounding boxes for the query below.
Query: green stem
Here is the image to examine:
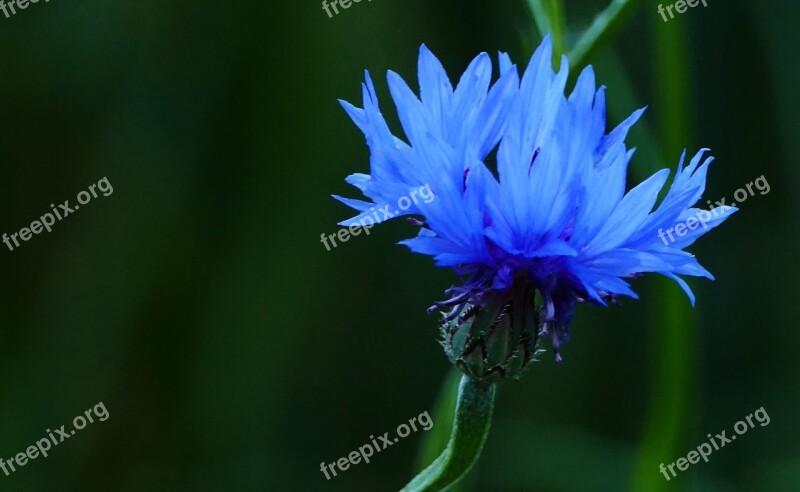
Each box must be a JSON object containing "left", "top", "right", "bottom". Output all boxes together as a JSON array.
[
  {"left": 526, "top": 0, "right": 550, "bottom": 39},
  {"left": 526, "top": 0, "right": 567, "bottom": 62},
  {"left": 544, "top": 0, "right": 567, "bottom": 59},
  {"left": 412, "top": 368, "right": 463, "bottom": 474},
  {"left": 400, "top": 376, "right": 496, "bottom": 492},
  {"left": 568, "top": 0, "right": 641, "bottom": 70},
  {"left": 630, "top": 12, "right": 695, "bottom": 492}
]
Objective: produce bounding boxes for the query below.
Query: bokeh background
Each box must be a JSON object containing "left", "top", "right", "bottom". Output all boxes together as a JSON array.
[{"left": 0, "top": 0, "right": 797, "bottom": 490}]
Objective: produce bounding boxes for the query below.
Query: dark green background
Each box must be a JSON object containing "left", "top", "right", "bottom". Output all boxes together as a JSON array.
[{"left": 0, "top": 0, "right": 796, "bottom": 490}]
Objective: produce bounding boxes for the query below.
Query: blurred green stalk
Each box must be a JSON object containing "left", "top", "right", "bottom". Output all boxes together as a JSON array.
[
  {"left": 630, "top": 13, "right": 696, "bottom": 492},
  {"left": 568, "top": 0, "right": 642, "bottom": 70},
  {"left": 526, "top": 0, "right": 566, "bottom": 60}
]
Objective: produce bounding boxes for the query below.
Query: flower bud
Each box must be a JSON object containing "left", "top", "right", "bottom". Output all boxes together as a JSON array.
[{"left": 439, "top": 285, "right": 542, "bottom": 382}]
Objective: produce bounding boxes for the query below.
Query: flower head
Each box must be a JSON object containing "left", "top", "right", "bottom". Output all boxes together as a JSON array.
[{"left": 335, "top": 37, "right": 735, "bottom": 373}]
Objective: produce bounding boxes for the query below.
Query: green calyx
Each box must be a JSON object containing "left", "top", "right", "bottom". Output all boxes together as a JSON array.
[{"left": 440, "top": 284, "right": 542, "bottom": 383}]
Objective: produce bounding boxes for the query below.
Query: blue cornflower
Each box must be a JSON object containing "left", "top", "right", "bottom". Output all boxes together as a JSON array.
[{"left": 335, "top": 37, "right": 735, "bottom": 375}]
